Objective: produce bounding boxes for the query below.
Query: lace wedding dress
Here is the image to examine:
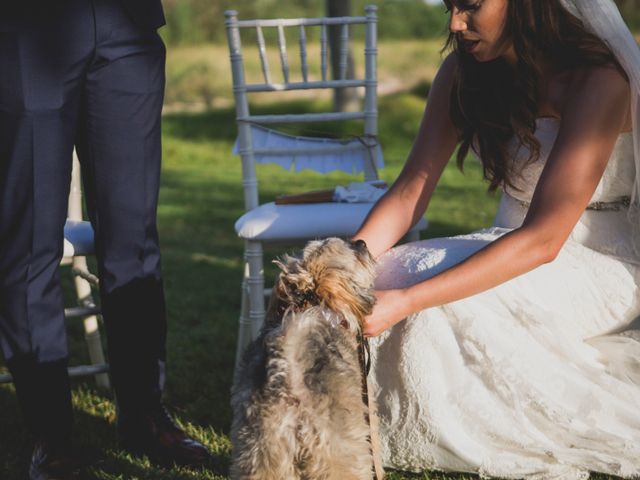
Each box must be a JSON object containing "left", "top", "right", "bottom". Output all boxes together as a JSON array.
[{"left": 370, "top": 118, "right": 640, "bottom": 479}]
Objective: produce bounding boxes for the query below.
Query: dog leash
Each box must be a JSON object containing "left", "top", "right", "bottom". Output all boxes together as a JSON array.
[
  {"left": 357, "top": 331, "right": 371, "bottom": 378},
  {"left": 357, "top": 331, "right": 384, "bottom": 480}
]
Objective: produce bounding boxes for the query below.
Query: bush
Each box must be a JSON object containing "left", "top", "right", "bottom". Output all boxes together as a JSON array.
[
  {"left": 160, "top": 0, "right": 448, "bottom": 46},
  {"left": 158, "top": 0, "right": 638, "bottom": 47},
  {"left": 353, "top": 0, "right": 448, "bottom": 40}
]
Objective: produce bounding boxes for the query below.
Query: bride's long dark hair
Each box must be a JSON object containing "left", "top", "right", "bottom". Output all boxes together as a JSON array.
[{"left": 445, "top": 0, "right": 625, "bottom": 191}]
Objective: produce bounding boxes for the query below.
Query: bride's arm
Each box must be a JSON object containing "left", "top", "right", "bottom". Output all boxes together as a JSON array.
[
  {"left": 354, "top": 54, "right": 460, "bottom": 258},
  {"left": 364, "top": 66, "right": 631, "bottom": 336}
]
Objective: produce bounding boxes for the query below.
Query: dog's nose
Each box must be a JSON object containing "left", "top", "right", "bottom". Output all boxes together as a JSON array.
[{"left": 353, "top": 239, "right": 367, "bottom": 251}]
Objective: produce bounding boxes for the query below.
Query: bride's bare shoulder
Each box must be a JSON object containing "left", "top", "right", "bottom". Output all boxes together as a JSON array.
[
  {"left": 439, "top": 52, "right": 459, "bottom": 76},
  {"left": 563, "top": 65, "right": 631, "bottom": 132},
  {"left": 568, "top": 64, "right": 629, "bottom": 96},
  {"left": 429, "top": 52, "right": 459, "bottom": 97}
]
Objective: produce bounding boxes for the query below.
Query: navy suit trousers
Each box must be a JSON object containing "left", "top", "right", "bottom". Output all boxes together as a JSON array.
[{"left": 0, "top": 0, "right": 167, "bottom": 411}]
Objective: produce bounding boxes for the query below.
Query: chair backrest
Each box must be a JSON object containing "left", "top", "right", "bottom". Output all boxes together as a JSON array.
[{"left": 225, "top": 6, "right": 380, "bottom": 212}]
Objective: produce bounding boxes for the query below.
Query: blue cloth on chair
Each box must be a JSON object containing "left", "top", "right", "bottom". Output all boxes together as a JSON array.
[
  {"left": 63, "top": 220, "right": 95, "bottom": 257},
  {"left": 232, "top": 124, "right": 385, "bottom": 174}
]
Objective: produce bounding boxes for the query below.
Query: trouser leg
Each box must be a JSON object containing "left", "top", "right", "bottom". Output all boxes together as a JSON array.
[
  {"left": 75, "top": 0, "right": 168, "bottom": 418},
  {"left": 9, "top": 357, "right": 73, "bottom": 450},
  {"left": 0, "top": 1, "right": 93, "bottom": 442}
]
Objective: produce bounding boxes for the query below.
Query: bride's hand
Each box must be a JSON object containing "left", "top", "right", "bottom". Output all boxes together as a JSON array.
[{"left": 363, "top": 289, "right": 412, "bottom": 337}]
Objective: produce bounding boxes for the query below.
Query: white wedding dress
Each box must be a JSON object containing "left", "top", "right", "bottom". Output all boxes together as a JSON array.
[{"left": 370, "top": 118, "right": 640, "bottom": 479}]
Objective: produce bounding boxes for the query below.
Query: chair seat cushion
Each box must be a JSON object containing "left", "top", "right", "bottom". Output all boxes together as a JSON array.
[
  {"left": 235, "top": 202, "right": 428, "bottom": 242},
  {"left": 63, "top": 220, "right": 95, "bottom": 257}
]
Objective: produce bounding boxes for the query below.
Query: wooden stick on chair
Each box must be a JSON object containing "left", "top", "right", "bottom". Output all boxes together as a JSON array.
[{"left": 275, "top": 188, "right": 336, "bottom": 204}]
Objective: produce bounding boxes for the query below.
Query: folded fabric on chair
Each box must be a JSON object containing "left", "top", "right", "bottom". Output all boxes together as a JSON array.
[
  {"left": 334, "top": 181, "right": 387, "bottom": 203},
  {"left": 232, "top": 124, "right": 384, "bottom": 174}
]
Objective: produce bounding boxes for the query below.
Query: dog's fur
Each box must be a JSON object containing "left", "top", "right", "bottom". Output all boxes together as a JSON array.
[{"left": 230, "top": 237, "right": 378, "bottom": 480}]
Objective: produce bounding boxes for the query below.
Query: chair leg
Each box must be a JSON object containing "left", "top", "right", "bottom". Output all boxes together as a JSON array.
[
  {"left": 235, "top": 268, "right": 251, "bottom": 368},
  {"left": 72, "top": 256, "right": 110, "bottom": 389},
  {"left": 246, "top": 241, "right": 266, "bottom": 340},
  {"left": 235, "top": 240, "right": 266, "bottom": 367}
]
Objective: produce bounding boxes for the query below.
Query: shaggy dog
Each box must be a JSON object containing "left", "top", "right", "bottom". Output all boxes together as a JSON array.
[{"left": 230, "top": 237, "right": 380, "bottom": 480}]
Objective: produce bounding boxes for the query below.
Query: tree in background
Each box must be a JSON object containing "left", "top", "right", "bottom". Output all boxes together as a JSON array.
[
  {"left": 158, "top": 1, "right": 638, "bottom": 110},
  {"left": 615, "top": 0, "right": 640, "bottom": 30},
  {"left": 160, "top": 0, "right": 451, "bottom": 45},
  {"left": 326, "top": 0, "right": 359, "bottom": 111},
  {"left": 159, "top": 0, "right": 638, "bottom": 46}
]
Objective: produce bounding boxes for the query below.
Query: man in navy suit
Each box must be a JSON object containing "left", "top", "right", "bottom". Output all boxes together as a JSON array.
[{"left": 0, "top": 1, "right": 211, "bottom": 477}]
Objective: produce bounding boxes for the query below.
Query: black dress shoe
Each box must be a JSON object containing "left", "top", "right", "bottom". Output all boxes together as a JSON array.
[
  {"left": 29, "top": 441, "right": 82, "bottom": 480},
  {"left": 118, "top": 404, "right": 212, "bottom": 467}
]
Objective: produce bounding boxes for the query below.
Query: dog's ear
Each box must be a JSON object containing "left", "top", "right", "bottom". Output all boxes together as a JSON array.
[
  {"left": 273, "top": 256, "right": 316, "bottom": 305},
  {"left": 273, "top": 254, "right": 296, "bottom": 275}
]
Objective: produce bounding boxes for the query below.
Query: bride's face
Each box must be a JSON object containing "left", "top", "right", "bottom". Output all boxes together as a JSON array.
[{"left": 444, "top": 0, "right": 515, "bottom": 63}]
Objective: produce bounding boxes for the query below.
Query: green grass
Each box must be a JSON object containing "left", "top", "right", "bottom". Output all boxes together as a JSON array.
[
  {"left": 0, "top": 38, "right": 500, "bottom": 478},
  {"left": 0, "top": 106, "right": 622, "bottom": 479},
  {"left": 0, "top": 90, "right": 499, "bottom": 479},
  {"left": 0, "top": 38, "right": 615, "bottom": 479},
  {"left": 164, "top": 39, "right": 447, "bottom": 110}
]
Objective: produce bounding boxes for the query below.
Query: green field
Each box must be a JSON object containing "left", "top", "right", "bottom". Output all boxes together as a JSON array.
[{"left": 0, "top": 37, "right": 611, "bottom": 479}]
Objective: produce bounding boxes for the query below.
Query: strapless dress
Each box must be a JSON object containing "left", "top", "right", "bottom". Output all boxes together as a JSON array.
[{"left": 370, "top": 118, "right": 640, "bottom": 479}]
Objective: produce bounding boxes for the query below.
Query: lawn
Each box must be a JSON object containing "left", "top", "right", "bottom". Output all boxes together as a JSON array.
[
  {"left": 0, "top": 37, "right": 609, "bottom": 480},
  {"left": 163, "top": 39, "right": 446, "bottom": 110}
]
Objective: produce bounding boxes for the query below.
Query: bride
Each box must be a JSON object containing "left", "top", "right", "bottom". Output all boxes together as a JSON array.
[{"left": 354, "top": 0, "right": 640, "bottom": 478}]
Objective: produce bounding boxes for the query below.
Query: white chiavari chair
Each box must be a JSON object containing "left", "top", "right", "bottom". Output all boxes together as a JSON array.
[{"left": 225, "top": 6, "right": 428, "bottom": 364}]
